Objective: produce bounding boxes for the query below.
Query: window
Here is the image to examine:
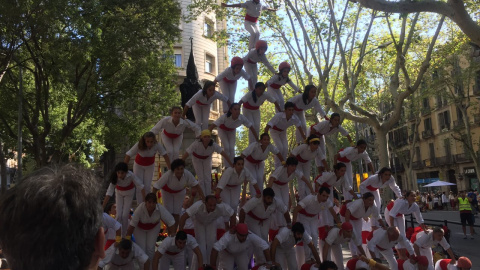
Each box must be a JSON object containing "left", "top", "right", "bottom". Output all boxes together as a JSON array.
[
  {"left": 422, "top": 98, "right": 429, "bottom": 109},
  {"left": 205, "top": 54, "right": 215, "bottom": 74},
  {"left": 204, "top": 19, "right": 214, "bottom": 38},
  {"left": 438, "top": 111, "right": 450, "bottom": 130},
  {"left": 174, "top": 54, "right": 182, "bottom": 67},
  {"left": 424, "top": 117, "right": 432, "bottom": 131}
]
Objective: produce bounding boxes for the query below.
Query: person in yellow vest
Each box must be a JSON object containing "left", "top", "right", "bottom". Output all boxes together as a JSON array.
[{"left": 456, "top": 190, "right": 475, "bottom": 239}]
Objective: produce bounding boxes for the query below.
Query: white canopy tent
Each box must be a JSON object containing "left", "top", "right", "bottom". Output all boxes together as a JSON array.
[{"left": 423, "top": 180, "right": 456, "bottom": 187}]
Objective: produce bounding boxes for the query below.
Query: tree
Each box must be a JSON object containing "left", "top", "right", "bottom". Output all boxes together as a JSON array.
[{"left": 0, "top": 0, "right": 181, "bottom": 169}]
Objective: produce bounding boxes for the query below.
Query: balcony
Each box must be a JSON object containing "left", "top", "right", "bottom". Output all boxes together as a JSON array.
[
  {"left": 422, "top": 129, "right": 434, "bottom": 139},
  {"left": 439, "top": 124, "right": 450, "bottom": 133},
  {"left": 454, "top": 153, "right": 473, "bottom": 163},
  {"left": 412, "top": 161, "right": 424, "bottom": 170},
  {"left": 453, "top": 120, "right": 465, "bottom": 128},
  {"left": 436, "top": 155, "right": 453, "bottom": 166},
  {"left": 392, "top": 139, "right": 408, "bottom": 148},
  {"left": 423, "top": 158, "right": 436, "bottom": 168}
]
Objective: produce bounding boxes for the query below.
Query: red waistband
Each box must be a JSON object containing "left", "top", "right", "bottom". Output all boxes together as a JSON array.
[
  {"left": 439, "top": 259, "right": 451, "bottom": 270},
  {"left": 273, "top": 180, "right": 288, "bottom": 186},
  {"left": 269, "top": 83, "right": 282, "bottom": 89},
  {"left": 247, "top": 58, "right": 257, "bottom": 64},
  {"left": 243, "top": 102, "right": 260, "bottom": 110},
  {"left": 245, "top": 14, "right": 258, "bottom": 23},
  {"left": 184, "top": 228, "right": 195, "bottom": 236},
  {"left": 247, "top": 211, "right": 268, "bottom": 221},
  {"left": 223, "top": 77, "right": 237, "bottom": 84},
  {"left": 226, "top": 183, "right": 240, "bottom": 187},
  {"left": 137, "top": 221, "right": 159, "bottom": 230},
  {"left": 246, "top": 155, "right": 263, "bottom": 164},
  {"left": 163, "top": 129, "right": 181, "bottom": 139},
  {"left": 293, "top": 105, "right": 303, "bottom": 112},
  {"left": 299, "top": 208, "right": 316, "bottom": 217},
  {"left": 196, "top": 100, "right": 208, "bottom": 106},
  {"left": 386, "top": 201, "right": 403, "bottom": 217},
  {"left": 116, "top": 181, "right": 135, "bottom": 191},
  {"left": 104, "top": 239, "right": 115, "bottom": 250},
  {"left": 366, "top": 185, "right": 378, "bottom": 191},
  {"left": 337, "top": 156, "right": 350, "bottom": 163},
  {"left": 165, "top": 250, "right": 180, "bottom": 256},
  {"left": 296, "top": 154, "right": 309, "bottom": 163},
  {"left": 310, "top": 124, "right": 324, "bottom": 137},
  {"left": 339, "top": 204, "right": 358, "bottom": 220},
  {"left": 219, "top": 124, "right": 235, "bottom": 131},
  {"left": 135, "top": 155, "right": 155, "bottom": 166},
  {"left": 272, "top": 125, "right": 284, "bottom": 132},
  {"left": 192, "top": 152, "right": 210, "bottom": 159},
  {"left": 162, "top": 184, "right": 183, "bottom": 193}
]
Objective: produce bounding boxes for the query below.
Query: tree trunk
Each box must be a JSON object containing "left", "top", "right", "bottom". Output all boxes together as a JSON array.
[
  {"left": 374, "top": 128, "right": 389, "bottom": 168},
  {"left": 0, "top": 140, "right": 7, "bottom": 194}
]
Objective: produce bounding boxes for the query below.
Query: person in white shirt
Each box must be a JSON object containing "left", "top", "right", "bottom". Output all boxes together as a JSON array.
[
  {"left": 152, "top": 231, "right": 204, "bottom": 270},
  {"left": 414, "top": 227, "right": 456, "bottom": 269},
  {"left": 215, "top": 156, "right": 261, "bottom": 213},
  {"left": 367, "top": 227, "right": 414, "bottom": 270},
  {"left": 179, "top": 195, "right": 236, "bottom": 267},
  {"left": 183, "top": 129, "right": 233, "bottom": 195},
  {"left": 124, "top": 132, "right": 171, "bottom": 204},
  {"left": 125, "top": 193, "right": 175, "bottom": 267},
  {"left": 401, "top": 255, "right": 430, "bottom": 270},
  {"left": 152, "top": 159, "right": 205, "bottom": 228},
  {"left": 441, "top": 192, "right": 448, "bottom": 210},
  {"left": 287, "top": 85, "right": 327, "bottom": 142},
  {"left": 103, "top": 212, "right": 122, "bottom": 251},
  {"left": 241, "top": 40, "right": 276, "bottom": 85},
  {"left": 241, "top": 133, "right": 284, "bottom": 189},
  {"left": 265, "top": 102, "right": 306, "bottom": 168},
  {"left": 266, "top": 62, "right": 301, "bottom": 112},
  {"left": 290, "top": 135, "right": 328, "bottom": 200},
  {"left": 271, "top": 223, "right": 321, "bottom": 270},
  {"left": 102, "top": 162, "right": 145, "bottom": 236},
  {"left": 359, "top": 167, "right": 402, "bottom": 211},
  {"left": 315, "top": 163, "right": 355, "bottom": 205},
  {"left": 240, "top": 188, "right": 291, "bottom": 264},
  {"left": 344, "top": 257, "right": 369, "bottom": 270},
  {"left": 334, "top": 140, "right": 374, "bottom": 202},
  {"left": 209, "top": 103, "right": 258, "bottom": 166},
  {"left": 151, "top": 106, "right": 201, "bottom": 162},
  {"left": 209, "top": 223, "right": 272, "bottom": 269},
  {"left": 99, "top": 239, "right": 149, "bottom": 270},
  {"left": 240, "top": 82, "right": 281, "bottom": 143},
  {"left": 323, "top": 222, "right": 366, "bottom": 269},
  {"left": 213, "top": 56, "right": 253, "bottom": 111},
  {"left": 435, "top": 256, "right": 472, "bottom": 270},
  {"left": 183, "top": 80, "right": 231, "bottom": 130}
]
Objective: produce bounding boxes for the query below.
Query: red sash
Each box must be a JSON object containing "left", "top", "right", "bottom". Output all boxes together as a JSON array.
[
  {"left": 318, "top": 226, "right": 328, "bottom": 241},
  {"left": 104, "top": 239, "right": 115, "bottom": 250},
  {"left": 163, "top": 129, "right": 181, "bottom": 139},
  {"left": 270, "top": 83, "right": 282, "bottom": 89},
  {"left": 243, "top": 102, "right": 260, "bottom": 110},
  {"left": 293, "top": 104, "right": 303, "bottom": 112},
  {"left": 346, "top": 258, "right": 360, "bottom": 270},
  {"left": 137, "top": 221, "right": 159, "bottom": 230},
  {"left": 386, "top": 201, "right": 403, "bottom": 217},
  {"left": 301, "top": 263, "right": 314, "bottom": 270},
  {"left": 366, "top": 185, "right": 378, "bottom": 191},
  {"left": 269, "top": 229, "right": 279, "bottom": 242},
  {"left": 299, "top": 208, "right": 316, "bottom": 217},
  {"left": 217, "top": 228, "right": 226, "bottom": 240},
  {"left": 361, "top": 231, "right": 369, "bottom": 244},
  {"left": 246, "top": 155, "right": 263, "bottom": 164},
  {"left": 247, "top": 211, "right": 268, "bottom": 221},
  {"left": 339, "top": 204, "right": 358, "bottom": 220},
  {"left": 272, "top": 125, "right": 284, "bottom": 132},
  {"left": 336, "top": 148, "right": 351, "bottom": 163},
  {"left": 184, "top": 229, "right": 195, "bottom": 237},
  {"left": 222, "top": 77, "right": 236, "bottom": 84},
  {"left": 162, "top": 184, "right": 183, "bottom": 193},
  {"left": 116, "top": 181, "right": 135, "bottom": 191},
  {"left": 247, "top": 58, "right": 257, "bottom": 64},
  {"left": 135, "top": 155, "right": 155, "bottom": 166},
  {"left": 192, "top": 152, "right": 210, "bottom": 159},
  {"left": 273, "top": 180, "right": 288, "bottom": 186},
  {"left": 166, "top": 250, "right": 180, "bottom": 256},
  {"left": 245, "top": 14, "right": 258, "bottom": 23},
  {"left": 196, "top": 100, "right": 208, "bottom": 106},
  {"left": 219, "top": 124, "right": 235, "bottom": 131},
  {"left": 226, "top": 183, "right": 239, "bottom": 187},
  {"left": 310, "top": 124, "right": 324, "bottom": 137},
  {"left": 296, "top": 154, "right": 309, "bottom": 163},
  {"left": 439, "top": 259, "right": 451, "bottom": 270}
]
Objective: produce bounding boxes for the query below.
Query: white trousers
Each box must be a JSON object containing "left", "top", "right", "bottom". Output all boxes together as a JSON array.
[
  {"left": 220, "top": 185, "right": 242, "bottom": 218},
  {"left": 116, "top": 188, "right": 135, "bottom": 236},
  {"left": 162, "top": 189, "right": 186, "bottom": 215},
  {"left": 194, "top": 220, "right": 218, "bottom": 264},
  {"left": 106, "top": 261, "right": 135, "bottom": 270},
  {"left": 270, "top": 129, "right": 288, "bottom": 169},
  {"left": 218, "top": 80, "right": 238, "bottom": 113},
  {"left": 158, "top": 251, "right": 186, "bottom": 270},
  {"left": 297, "top": 161, "right": 312, "bottom": 200},
  {"left": 161, "top": 132, "right": 183, "bottom": 162},
  {"left": 419, "top": 247, "right": 435, "bottom": 268},
  {"left": 244, "top": 62, "right": 258, "bottom": 86},
  {"left": 245, "top": 215, "right": 270, "bottom": 264},
  {"left": 325, "top": 243, "right": 345, "bottom": 270},
  {"left": 245, "top": 159, "right": 265, "bottom": 191},
  {"left": 192, "top": 156, "right": 213, "bottom": 195},
  {"left": 295, "top": 245, "right": 306, "bottom": 269},
  {"left": 218, "top": 249, "right": 252, "bottom": 270},
  {"left": 293, "top": 111, "right": 306, "bottom": 143},
  {"left": 343, "top": 162, "right": 354, "bottom": 201},
  {"left": 192, "top": 104, "right": 211, "bottom": 130},
  {"left": 272, "top": 183, "right": 289, "bottom": 228},
  {"left": 376, "top": 247, "right": 398, "bottom": 270},
  {"left": 244, "top": 20, "right": 260, "bottom": 50},
  {"left": 267, "top": 87, "right": 284, "bottom": 113},
  {"left": 385, "top": 209, "right": 408, "bottom": 249},
  {"left": 133, "top": 162, "right": 155, "bottom": 204},
  {"left": 134, "top": 224, "right": 161, "bottom": 267},
  {"left": 218, "top": 129, "right": 236, "bottom": 167},
  {"left": 298, "top": 215, "right": 319, "bottom": 261},
  {"left": 243, "top": 108, "right": 260, "bottom": 144},
  {"left": 349, "top": 219, "right": 363, "bottom": 256},
  {"left": 276, "top": 247, "right": 299, "bottom": 270}
]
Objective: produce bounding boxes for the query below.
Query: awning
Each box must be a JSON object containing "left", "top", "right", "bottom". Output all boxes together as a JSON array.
[{"left": 417, "top": 178, "right": 440, "bottom": 184}]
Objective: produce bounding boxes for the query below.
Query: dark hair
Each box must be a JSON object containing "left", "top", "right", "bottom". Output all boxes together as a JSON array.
[
  {"left": 320, "top": 260, "right": 338, "bottom": 270},
  {"left": 205, "top": 195, "right": 217, "bottom": 203},
  {"left": 333, "top": 163, "right": 346, "bottom": 171},
  {"left": 202, "top": 80, "right": 216, "bottom": 96},
  {"left": 104, "top": 202, "right": 115, "bottom": 213},
  {"left": 302, "top": 85, "right": 316, "bottom": 105},
  {"left": 252, "top": 82, "right": 266, "bottom": 103},
  {"left": 0, "top": 165, "right": 103, "bottom": 270},
  {"left": 404, "top": 190, "right": 414, "bottom": 199},
  {"left": 286, "top": 156, "right": 298, "bottom": 166},
  {"left": 226, "top": 103, "right": 240, "bottom": 117},
  {"left": 170, "top": 106, "right": 182, "bottom": 114},
  {"left": 284, "top": 101, "right": 295, "bottom": 110},
  {"left": 362, "top": 192, "right": 375, "bottom": 200},
  {"left": 110, "top": 162, "right": 129, "bottom": 185},
  {"left": 145, "top": 193, "right": 157, "bottom": 203},
  {"left": 118, "top": 239, "right": 132, "bottom": 250},
  {"left": 356, "top": 139, "right": 367, "bottom": 147},
  {"left": 292, "top": 222, "right": 305, "bottom": 234},
  {"left": 259, "top": 133, "right": 270, "bottom": 141},
  {"left": 306, "top": 134, "right": 320, "bottom": 145},
  {"left": 319, "top": 186, "right": 331, "bottom": 195},
  {"left": 378, "top": 167, "right": 392, "bottom": 176},
  {"left": 138, "top": 131, "right": 157, "bottom": 151},
  {"left": 233, "top": 156, "right": 244, "bottom": 165},
  {"left": 175, "top": 231, "right": 187, "bottom": 241},
  {"left": 203, "top": 266, "right": 215, "bottom": 270},
  {"left": 171, "top": 159, "right": 186, "bottom": 171},
  {"left": 263, "top": 187, "right": 275, "bottom": 198},
  {"left": 198, "top": 136, "right": 214, "bottom": 146},
  {"left": 330, "top": 113, "right": 340, "bottom": 121}
]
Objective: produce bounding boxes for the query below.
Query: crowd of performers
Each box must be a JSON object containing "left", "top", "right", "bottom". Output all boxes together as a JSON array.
[{"left": 98, "top": 1, "right": 472, "bottom": 269}]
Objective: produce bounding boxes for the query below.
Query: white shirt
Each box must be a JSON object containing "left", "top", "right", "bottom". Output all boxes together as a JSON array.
[
  {"left": 345, "top": 258, "right": 369, "bottom": 270},
  {"left": 388, "top": 199, "right": 424, "bottom": 223},
  {"left": 240, "top": 0, "right": 269, "bottom": 18},
  {"left": 275, "top": 227, "right": 312, "bottom": 249},
  {"left": 157, "top": 235, "right": 199, "bottom": 254},
  {"left": 106, "top": 171, "right": 144, "bottom": 196},
  {"left": 338, "top": 146, "right": 372, "bottom": 163},
  {"left": 325, "top": 227, "right": 361, "bottom": 247},
  {"left": 126, "top": 142, "right": 167, "bottom": 159},
  {"left": 367, "top": 228, "right": 414, "bottom": 255},
  {"left": 347, "top": 198, "right": 381, "bottom": 220},
  {"left": 151, "top": 116, "right": 201, "bottom": 137},
  {"left": 99, "top": 241, "right": 148, "bottom": 268},
  {"left": 242, "top": 142, "right": 279, "bottom": 162},
  {"left": 153, "top": 169, "right": 198, "bottom": 192},
  {"left": 240, "top": 91, "right": 276, "bottom": 109},
  {"left": 242, "top": 196, "right": 288, "bottom": 221},
  {"left": 216, "top": 66, "right": 250, "bottom": 82},
  {"left": 267, "top": 112, "right": 301, "bottom": 131},
  {"left": 298, "top": 194, "right": 334, "bottom": 217},
  {"left": 186, "top": 140, "right": 223, "bottom": 158},
  {"left": 217, "top": 167, "right": 257, "bottom": 189},
  {"left": 288, "top": 94, "right": 326, "bottom": 117},
  {"left": 311, "top": 120, "right": 349, "bottom": 136},
  {"left": 213, "top": 114, "right": 252, "bottom": 130},
  {"left": 213, "top": 231, "right": 269, "bottom": 254},
  {"left": 130, "top": 202, "right": 175, "bottom": 228},
  {"left": 434, "top": 259, "right": 457, "bottom": 270},
  {"left": 186, "top": 90, "right": 229, "bottom": 107},
  {"left": 186, "top": 201, "right": 234, "bottom": 225},
  {"left": 103, "top": 213, "right": 121, "bottom": 241},
  {"left": 291, "top": 144, "right": 325, "bottom": 163},
  {"left": 359, "top": 174, "right": 402, "bottom": 198},
  {"left": 315, "top": 171, "right": 352, "bottom": 191},
  {"left": 414, "top": 231, "right": 450, "bottom": 250},
  {"left": 270, "top": 166, "right": 303, "bottom": 185},
  {"left": 267, "top": 74, "right": 300, "bottom": 92},
  {"left": 243, "top": 49, "right": 275, "bottom": 73}
]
